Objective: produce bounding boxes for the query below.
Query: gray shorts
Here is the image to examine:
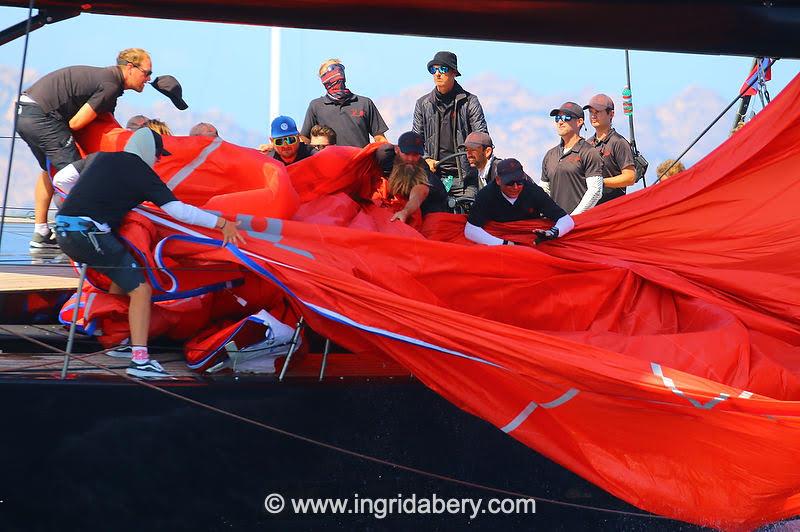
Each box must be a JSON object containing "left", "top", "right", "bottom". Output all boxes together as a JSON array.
[{"left": 56, "top": 230, "right": 146, "bottom": 293}]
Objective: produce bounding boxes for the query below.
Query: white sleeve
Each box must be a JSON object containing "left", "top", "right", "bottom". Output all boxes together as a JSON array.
[
  {"left": 465, "top": 222, "right": 505, "bottom": 246},
  {"left": 161, "top": 201, "right": 219, "bottom": 229},
  {"left": 571, "top": 175, "right": 603, "bottom": 215},
  {"left": 554, "top": 214, "right": 575, "bottom": 237},
  {"left": 540, "top": 180, "right": 550, "bottom": 195},
  {"left": 52, "top": 163, "right": 80, "bottom": 194}
]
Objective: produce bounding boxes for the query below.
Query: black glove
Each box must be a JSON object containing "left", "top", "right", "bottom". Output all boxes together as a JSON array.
[{"left": 533, "top": 226, "right": 559, "bottom": 244}]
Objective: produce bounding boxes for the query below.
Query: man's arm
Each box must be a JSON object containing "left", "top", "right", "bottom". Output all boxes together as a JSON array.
[
  {"left": 390, "top": 183, "right": 430, "bottom": 223},
  {"left": 464, "top": 222, "right": 505, "bottom": 245},
  {"left": 467, "top": 95, "right": 488, "bottom": 133},
  {"left": 603, "top": 166, "right": 636, "bottom": 188},
  {"left": 160, "top": 201, "right": 244, "bottom": 245},
  {"left": 68, "top": 103, "right": 97, "bottom": 131},
  {"left": 571, "top": 175, "right": 603, "bottom": 214}
]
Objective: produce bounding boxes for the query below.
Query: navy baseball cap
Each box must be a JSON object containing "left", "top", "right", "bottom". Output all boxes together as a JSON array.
[
  {"left": 151, "top": 75, "right": 188, "bottom": 111},
  {"left": 496, "top": 158, "right": 525, "bottom": 185},
  {"left": 397, "top": 131, "right": 425, "bottom": 155},
  {"left": 549, "top": 102, "right": 584, "bottom": 120},
  {"left": 270, "top": 115, "right": 299, "bottom": 138}
]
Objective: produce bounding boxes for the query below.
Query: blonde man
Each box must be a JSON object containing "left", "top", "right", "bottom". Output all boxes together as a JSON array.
[
  {"left": 300, "top": 58, "right": 388, "bottom": 148},
  {"left": 17, "top": 47, "right": 153, "bottom": 248},
  {"left": 656, "top": 159, "right": 686, "bottom": 181}
]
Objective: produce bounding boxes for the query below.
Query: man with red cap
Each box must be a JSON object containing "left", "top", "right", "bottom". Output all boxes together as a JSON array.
[
  {"left": 584, "top": 93, "right": 636, "bottom": 205},
  {"left": 301, "top": 58, "right": 388, "bottom": 148},
  {"left": 540, "top": 102, "right": 604, "bottom": 215}
]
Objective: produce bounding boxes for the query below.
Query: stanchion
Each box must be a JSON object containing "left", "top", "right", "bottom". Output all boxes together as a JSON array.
[
  {"left": 318, "top": 338, "right": 331, "bottom": 381},
  {"left": 61, "top": 262, "right": 88, "bottom": 379}
]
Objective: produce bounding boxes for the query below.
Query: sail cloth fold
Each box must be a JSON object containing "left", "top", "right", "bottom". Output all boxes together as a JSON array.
[{"left": 66, "top": 73, "right": 800, "bottom": 529}]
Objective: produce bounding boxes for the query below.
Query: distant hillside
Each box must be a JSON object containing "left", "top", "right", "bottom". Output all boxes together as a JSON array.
[{"left": 1, "top": 66, "right": 740, "bottom": 211}]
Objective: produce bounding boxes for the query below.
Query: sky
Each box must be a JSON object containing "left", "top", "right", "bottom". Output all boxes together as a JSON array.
[{"left": 1, "top": 5, "right": 798, "bottom": 141}]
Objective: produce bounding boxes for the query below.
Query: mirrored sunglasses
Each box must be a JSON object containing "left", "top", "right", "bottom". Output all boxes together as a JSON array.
[
  {"left": 553, "top": 115, "right": 575, "bottom": 123},
  {"left": 428, "top": 65, "right": 451, "bottom": 75},
  {"left": 273, "top": 136, "right": 298, "bottom": 146}
]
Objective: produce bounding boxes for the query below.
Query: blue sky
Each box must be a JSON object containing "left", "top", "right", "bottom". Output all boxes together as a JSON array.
[{"left": 1, "top": 6, "right": 798, "bottom": 140}]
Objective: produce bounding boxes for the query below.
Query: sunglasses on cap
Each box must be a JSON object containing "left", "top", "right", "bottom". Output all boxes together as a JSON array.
[
  {"left": 428, "top": 65, "right": 451, "bottom": 75},
  {"left": 553, "top": 115, "right": 577, "bottom": 123},
  {"left": 273, "top": 135, "right": 298, "bottom": 146}
]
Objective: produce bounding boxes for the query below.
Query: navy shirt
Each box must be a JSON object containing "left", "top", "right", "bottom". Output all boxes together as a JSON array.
[
  {"left": 587, "top": 128, "right": 635, "bottom": 205},
  {"left": 58, "top": 152, "right": 176, "bottom": 229},
  {"left": 25, "top": 66, "right": 124, "bottom": 121},
  {"left": 301, "top": 94, "right": 388, "bottom": 148},
  {"left": 541, "top": 138, "right": 604, "bottom": 213},
  {"left": 468, "top": 180, "right": 566, "bottom": 228}
]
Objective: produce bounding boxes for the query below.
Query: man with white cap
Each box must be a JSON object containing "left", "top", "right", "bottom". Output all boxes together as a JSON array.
[
  {"left": 540, "top": 102, "right": 604, "bottom": 215},
  {"left": 584, "top": 94, "right": 636, "bottom": 205},
  {"left": 55, "top": 128, "right": 243, "bottom": 378}
]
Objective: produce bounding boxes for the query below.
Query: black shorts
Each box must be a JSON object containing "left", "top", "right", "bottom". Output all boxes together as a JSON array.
[
  {"left": 16, "top": 103, "right": 80, "bottom": 172},
  {"left": 56, "top": 230, "right": 145, "bottom": 293}
]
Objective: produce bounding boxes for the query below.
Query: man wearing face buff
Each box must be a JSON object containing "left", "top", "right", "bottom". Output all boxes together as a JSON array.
[
  {"left": 300, "top": 59, "right": 388, "bottom": 148},
  {"left": 465, "top": 158, "right": 574, "bottom": 246},
  {"left": 55, "top": 128, "right": 244, "bottom": 378}
]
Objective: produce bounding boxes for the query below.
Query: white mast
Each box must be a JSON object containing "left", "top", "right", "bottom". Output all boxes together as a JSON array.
[{"left": 269, "top": 27, "right": 281, "bottom": 121}]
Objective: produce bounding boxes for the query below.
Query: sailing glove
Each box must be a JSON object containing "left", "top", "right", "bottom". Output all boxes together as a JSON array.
[{"left": 534, "top": 227, "right": 559, "bottom": 244}]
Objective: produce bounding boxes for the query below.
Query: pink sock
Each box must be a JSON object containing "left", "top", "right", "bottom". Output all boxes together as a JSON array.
[{"left": 131, "top": 346, "right": 149, "bottom": 363}]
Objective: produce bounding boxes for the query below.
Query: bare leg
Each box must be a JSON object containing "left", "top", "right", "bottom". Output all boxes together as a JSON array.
[
  {"left": 109, "top": 282, "right": 125, "bottom": 295},
  {"left": 127, "top": 282, "right": 152, "bottom": 347},
  {"left": 34, "top": 171, "right": 53, "bottom": 225}
]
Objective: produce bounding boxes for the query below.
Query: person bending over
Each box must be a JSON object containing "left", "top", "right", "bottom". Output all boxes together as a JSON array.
[
  {"left": 55, "top": 128, "right": 243, "bottom": 378},
  {"left": 465, "top": 158, "right": 574, "bottom": 246}
]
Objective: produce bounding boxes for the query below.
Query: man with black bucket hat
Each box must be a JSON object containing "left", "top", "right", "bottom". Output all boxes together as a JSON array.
[
  {"left": 55, "top": 128, "right": 243, "bottom": 379},
  {"left": 465, "top": 158, "right": 574, "bottom": 246},
  {"left": 540, "top": 102, "right": 605, "bottom": 215},
  {"left": 412, "top": 51, "right": 488, "bottom": 205}
]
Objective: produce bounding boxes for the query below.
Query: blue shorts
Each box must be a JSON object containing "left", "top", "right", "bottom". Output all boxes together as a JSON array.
[{"left": 56, "top": 230, "right": 145, "bottom": 293}]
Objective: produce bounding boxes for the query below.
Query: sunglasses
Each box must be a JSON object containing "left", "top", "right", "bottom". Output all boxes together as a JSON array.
[
  {"left": 129, "top": 62, "right": 153, "bottom": 77},
  {"left": 324, "top": 63, "right": 345, "bottom": 73},
  {"left": 503, "top": 180, "right": 525, "bottom": 187},
  {"left": 310, "top": 144, "right": 329, "bottom": 151},
  {"left": 553, "top": 115, "right": 576, "bottom": 123},
  {"left": 273, "top": 136, "right": 298, "bottom": 146},
  {"left": 428, "top": 65, "right": 451, "bottom": 75}
]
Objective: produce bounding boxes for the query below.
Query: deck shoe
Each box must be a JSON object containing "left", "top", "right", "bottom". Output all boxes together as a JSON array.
[
  {"left": 106, "top": 344, "right": 133, "bottom": 358},
  {"left": 29, "top": 230, "right": 59, "bottom": 249},
  {"left": 126, "top": 359, "right": 170, "bottom": 378}
]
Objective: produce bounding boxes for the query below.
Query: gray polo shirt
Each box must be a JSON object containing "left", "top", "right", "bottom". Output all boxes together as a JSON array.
[
  {"left": 541, "top": 138, "right": 604, "bottom": 213},
  {"left": 587, "top": 128, "right": 635, "bottom": 205},
  {"left": 301, "top": 94, "right": 388, "bottom": 148},
  {"left": 25, "top": 65, "right": 124, "bottom": 121}
]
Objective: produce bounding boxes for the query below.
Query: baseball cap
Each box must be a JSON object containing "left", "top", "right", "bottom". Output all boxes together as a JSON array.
[
  {"left": 397, "top": 131, "right": 425, "bottom": 155},
  {"left": 583, "top": 94, "right": 615, "bottom": 111},
  {"left": 151, "top": 75, "right": 188, "bottom": 110},
  {"left": 549, "top": 102, "right": 584, "bottom": 119},
  {"left": 270, "top": 115, "right": 299, "bottom": 138},
  {"left": 464, "top": 131, "right": 493, "bottom": 148},
  {"left": 152, "top": 131, "right": 171, "bottom": 157},
  {"left": 495, "top": 158, "right": 525, "bottom": 185},
  {"left": 125, "top": 114, "right": 149, "bottom": 131}
]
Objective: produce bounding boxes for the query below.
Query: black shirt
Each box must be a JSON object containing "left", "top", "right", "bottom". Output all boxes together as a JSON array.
[
  {"left": 25, "top": 66, "right": 125, "bottom": 121},
  {"left": 373, "top": 145, "right": 448, "bottom": 215},
  {"left": 301, "top": 94, "right": 388, "bottom": 148},
  {"left": 269, "top": 143, "right": 313, "bottom": 165},
  {"left": 468, "top": 180, "right": 566, "bottom": 228},
  {"left": 435, "top": 91, "right": 457, "bottom": 174},
  {"left": 58, "top": 152, "right": 177, "bottom": 229},
  {"left": 587, "top": 128, "right": 635, "bottom": 205},
  {"left": 541, "top": 138, "right": 604, "bottom": 213}
]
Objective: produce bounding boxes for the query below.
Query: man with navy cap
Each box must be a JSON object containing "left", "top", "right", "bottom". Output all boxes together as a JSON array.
[
  {"left": 264, "top": 115, "right": 313, "bottom": 166},
  {"left": 465, "top": 158, "right": 574, "bottom": 246},
  {"left": 412, "top": 51, "right": 488, "bottom": 199},
  {"left": 584, "top": 93, "right": 636, "bottom": 205},
  {"left": 374, "top": 131, "right": 449, "bottom": 220},
  {"left": 540, "top": 102, "right": 604, "bottom": 215}
]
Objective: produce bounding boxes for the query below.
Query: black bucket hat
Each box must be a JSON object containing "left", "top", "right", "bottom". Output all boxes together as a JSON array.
[{"left": 427, "top": 51, "right": 460, "bottom": 76}]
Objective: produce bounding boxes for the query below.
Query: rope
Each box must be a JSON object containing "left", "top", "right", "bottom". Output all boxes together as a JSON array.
[
  {"left": 0, "top": 322, "right": 672, "bottom": 521},
  {"left": 0, "top": 0, "right": 36, "bottom": 254}
]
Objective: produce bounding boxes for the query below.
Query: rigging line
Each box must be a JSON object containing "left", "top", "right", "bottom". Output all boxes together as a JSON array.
[
  {"left": 658, "top": 57, "right": 778, "bottom": 180},
  {"left": 0, "top": 323, "right": 670, "bottom": 521},
  {"left": 0, "top": 0, "right": 36, "bottom": 253}
]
